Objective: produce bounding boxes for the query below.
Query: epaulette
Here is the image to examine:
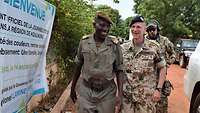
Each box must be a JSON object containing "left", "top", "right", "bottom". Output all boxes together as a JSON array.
[
  {"left": 82, "top": 35, "right": 90, "bottom": 40},
  {"left": 109, "top": 35, "right": 119, "bottom": 44}
]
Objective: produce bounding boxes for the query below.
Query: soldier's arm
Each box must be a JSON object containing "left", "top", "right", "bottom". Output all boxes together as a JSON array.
[
  {"left": 114, "top": 44, "right": 124, "bottom": 112},
  {"left": 166, "top": 39, "right": 176, "bottom": 64},
  {"left": 152, "top": 55, "right": 166, "bottom": 102},
  {"left": 111, "top": 36, "right": 124, "bottom": 97},
  {"left": 115, "top": 44, "right": 124, "bottom": 98},
  {"left": 157, "top": 65, "right": 167, "bottom": 89},
  {"left": 149, "top": 44, "right": 166, "bottom": 101},
  {"left": 156, "top": 41, "right": 166, "bottom": 88},
  {"left": 155, "top": 52, "right": 167, "bottom": 89},
  {"left": 71, "top": 63, "right": 83, "bottom": 90},
  {"left": 70, "top": 40, "right": 84, "bottom": 102},
  {"left": 71, "top": 40, "right": 83, "bottom": 89}
]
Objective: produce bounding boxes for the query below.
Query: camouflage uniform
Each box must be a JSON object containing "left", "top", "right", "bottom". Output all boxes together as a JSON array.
[
  {"left": 154, "top": 35, "right": 175, "bottom": 67},
  {"left": 147, "top": 35, "right": 175, "bottom": 113},
  {"left": 121, "top": 39, "right": 166, "bottom": 113},
  {"left": 75, "top": 34, "right": 123, "bottom": 113}
]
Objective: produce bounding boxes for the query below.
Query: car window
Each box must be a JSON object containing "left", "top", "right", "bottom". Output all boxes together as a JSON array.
[{"left": 182, "top": 40, "right": 199, "bottom": 48}]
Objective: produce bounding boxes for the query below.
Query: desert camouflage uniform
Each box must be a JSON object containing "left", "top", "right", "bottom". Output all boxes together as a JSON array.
[
  {"left": 121, "top": 39, "right": 166, "bottom": 113},
  {"left": 75, "top": 34, "right": 123, "bottom": 113},
  {"left": 147, "top": 35, "right": 175, "bottom": 113}
]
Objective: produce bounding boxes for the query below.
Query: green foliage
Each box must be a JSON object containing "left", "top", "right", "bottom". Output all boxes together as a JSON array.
[
  {"left": 46, "top": 0, "right": 95, "bottom": 79},
  {"left": 44, "top": 0, "right": 133, "bottom": 83},
  {"left": 95, "top": 5, "right": 128, "bottom": 39},
  {"left": 133, "top": 0, "right": 200, "bottom": 41},
  {"left": 123, "top": 17, "right": 133, "bottom": 40},
  {"left": 45, "top": 0, "right": 128, "bottom": 82}
]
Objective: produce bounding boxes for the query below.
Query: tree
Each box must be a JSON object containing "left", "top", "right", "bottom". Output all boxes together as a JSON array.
[
  {"left": 133, "top": 0, "right": 200, "bottom": 41},
  {"left": 95, "top": 5, "right": 128, "bottom": 39},
  {"left": 45, "top": 0, "right": 130, "bottom": 80},
  {"left": 46, "top": 0, "right": 95, "bottom": 79},
  {"left": 45, "top": 0, "right": 127, "bottom": 80},
  {"left": 123, "top": 17, "right": 133, "bottom": 40}
]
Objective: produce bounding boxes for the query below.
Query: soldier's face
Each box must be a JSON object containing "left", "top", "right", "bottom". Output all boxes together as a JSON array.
[
  {"left": 147, "top": 26, "right": 158, "bottom": 40},
  {"left": 94, "top": 19, "right": 111, "bottom": 39},
  {"left": 130, "top": 22, "right": 146, "bottom": 45}
]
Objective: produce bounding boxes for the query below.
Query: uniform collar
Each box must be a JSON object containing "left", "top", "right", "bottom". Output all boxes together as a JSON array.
[
  {"left": 129, "top": 39, "right": 145, "bottom": 50},
  {"left": 87, "top": 33, "right": 112, "bottom": 53},
  {"left": 88, "top": 33, "right": 111, "bottom": 45},
  {"left": 128, "top": 39, "right": 155, "bottom": 53},
  {"left": 88, "top": 34, "right": 96, "bottom": 44}
]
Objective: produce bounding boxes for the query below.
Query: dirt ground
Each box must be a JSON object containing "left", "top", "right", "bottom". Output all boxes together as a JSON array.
[
  {"left": 65, "top": 64, "right": 190, "bottom": 113},
  {"left": 167, "top": 64, "right": 189, "bottom": 113}
]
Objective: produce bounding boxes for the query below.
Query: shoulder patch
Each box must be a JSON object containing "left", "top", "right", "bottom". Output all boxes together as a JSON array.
[
  {"left": 82, "top": 35, "right": 91, "bottom": 40},
  {"left": 109, "top": 35, "right": 119, "bottom": 44}
]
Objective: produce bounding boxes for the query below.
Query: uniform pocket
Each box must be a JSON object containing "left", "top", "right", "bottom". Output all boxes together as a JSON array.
[
  {"left": 82, "top": 50, "right": 91, "bottom": 62},
  {"left": 105, "top": 49, "right": 115, "bottom": 65}
]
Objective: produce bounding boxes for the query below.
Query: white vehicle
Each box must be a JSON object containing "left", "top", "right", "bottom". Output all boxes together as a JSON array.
[{"left": 184, "top": 41, "right": 200, "bottom": 113}]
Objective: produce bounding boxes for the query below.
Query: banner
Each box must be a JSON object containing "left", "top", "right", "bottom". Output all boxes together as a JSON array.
[{"left": 0, "top": 0, "right": 56, "bottom": 112}]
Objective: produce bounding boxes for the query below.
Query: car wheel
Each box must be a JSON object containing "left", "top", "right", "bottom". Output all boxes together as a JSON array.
[
  {"left": 179, "top": 55, "right": 186, "bottom": 68},
  {"left": 191, "top": 93, "right": 200, "bottom": 113}
]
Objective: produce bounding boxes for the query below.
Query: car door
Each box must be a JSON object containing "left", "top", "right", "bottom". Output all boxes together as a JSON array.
[{"left": 175, "top": 39, "right": 182, "bottom": 62}]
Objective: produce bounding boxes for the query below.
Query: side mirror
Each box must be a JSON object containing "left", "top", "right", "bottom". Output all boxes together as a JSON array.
[{"left": 176, "top": 44, "right": 181, "bottom": 47}]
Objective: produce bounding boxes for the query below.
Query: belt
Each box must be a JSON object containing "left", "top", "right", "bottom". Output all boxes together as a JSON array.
[{"left": 83, "top": 79, "right": 114, "bottom": 92}]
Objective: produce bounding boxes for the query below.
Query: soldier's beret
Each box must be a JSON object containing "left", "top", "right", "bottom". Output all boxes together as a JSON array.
[
  {"left": 130, "top": 15, "right": 145, "bottom": 27},
  {"left": 95, "top": 11, "right": 113, "bottom": 24}
]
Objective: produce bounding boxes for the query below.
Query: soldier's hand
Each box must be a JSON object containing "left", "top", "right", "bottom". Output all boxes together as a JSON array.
[
  {"left": 152, "top": 90, "right": 161, "bottom": 102},
  {"left": 167, "top": 57, "right": 175, "bottom": 65},
  {"left": 115, "top": 96, "right": 122, "bottom": 113},
  {"left": 70, "top": 89, "right": 77, "bottom": 103},
  {"left": 170, "top": 57, "right": 175, "bottom": 64}
]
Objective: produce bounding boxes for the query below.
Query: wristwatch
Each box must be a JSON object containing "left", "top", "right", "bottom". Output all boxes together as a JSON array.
[{"left": 156, "top": 87, "right": 162, "bottom": 92}]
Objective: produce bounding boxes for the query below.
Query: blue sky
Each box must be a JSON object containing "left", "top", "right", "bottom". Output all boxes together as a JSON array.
[{"left": 93, "top": 0, "right": 135, "bottom": 20}]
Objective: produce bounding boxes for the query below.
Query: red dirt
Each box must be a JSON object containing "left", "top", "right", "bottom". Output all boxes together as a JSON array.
[{"left": 167, "top": 64, "right": 189, "bottom": 113}]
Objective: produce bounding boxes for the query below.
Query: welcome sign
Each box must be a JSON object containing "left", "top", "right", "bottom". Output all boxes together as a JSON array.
[{"left": 0, "top": 0, "right": 56, "bottom": 112}]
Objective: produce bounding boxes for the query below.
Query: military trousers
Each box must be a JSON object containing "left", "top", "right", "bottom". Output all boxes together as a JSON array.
[
  {"left": 156, "top": 95, "right": 168, "bottom": 113},
  {"left": 122, "top": 100, "right": 156, "bottom": 113},
  {"left": 77, "top": 78, "right": 117, "bottom": 113}
]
